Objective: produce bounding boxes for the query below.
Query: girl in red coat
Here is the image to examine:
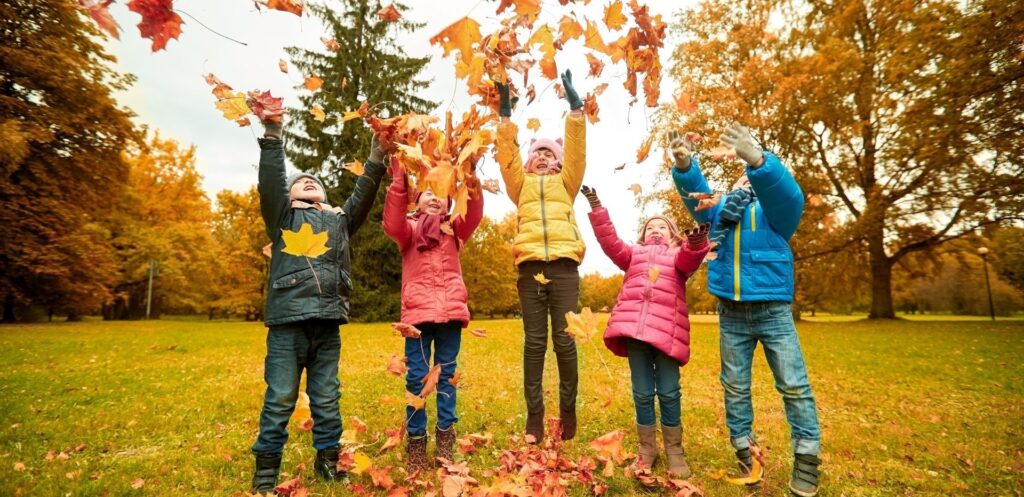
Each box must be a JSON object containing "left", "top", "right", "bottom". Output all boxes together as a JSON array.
[
  {"left": 581, "top": 185, "right": 710, "bottom": 478},
  {"left": 381, "top": 163, "right": 484, "bottom": 471}
]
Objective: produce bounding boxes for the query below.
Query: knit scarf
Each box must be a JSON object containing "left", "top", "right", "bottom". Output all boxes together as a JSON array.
[
  {"left": 709, "top": 188, "right": 754, "bottom": 251},
  {"left": 413, "top": 213, "right": 444, "bottom": 252}
]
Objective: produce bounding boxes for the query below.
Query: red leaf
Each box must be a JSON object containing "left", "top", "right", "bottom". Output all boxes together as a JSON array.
[
  {"left": 321, "top": 36, "right": 340, "bottom": 51},
  {"left": 127, "top": 0, "right": 183, "bottom": 52},
  {"left": 247, "top": 90, "right": 286, "bottom": 123},
  {"left": 78, "top": 0, "right": 120, "bottom": 39},
  {"left": 585, "top": 53, "right": 605, "bottom": 78},
  {"left": 377, "top": 4, "right": 401, "bottom": 22},
  {"left": 275, "top": 475, "right": 303, "bottom": 496},
  {"left": 386, "top": 355, "right": 408, "bottom": 377},
  {"left": 261, "top": 0, "right": 303, "bottom": 16}
]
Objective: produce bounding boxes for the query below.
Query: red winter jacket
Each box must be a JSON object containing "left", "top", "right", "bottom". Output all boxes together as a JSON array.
[
  {"left": 588, "top": 207, "right": 709, "bottom": 365},
  {"left": 382, "top": 176, "right": 483, "bottom": 328}
]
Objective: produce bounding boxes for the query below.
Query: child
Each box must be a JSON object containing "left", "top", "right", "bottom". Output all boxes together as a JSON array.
[
  {"left": 581, "top": 184, "right": 710, "bottom": 478},
  {"left": 250, "top": 116, "right": 388, "bottom": 493},
  {"left": 381, "top": 162, "right": 483, "bottom": 471},
  {"left": 494, "top": 70, "right": 588, "bottom": 442}
]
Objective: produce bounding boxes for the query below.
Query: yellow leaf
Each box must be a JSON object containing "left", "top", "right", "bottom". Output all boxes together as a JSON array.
[
  {"left": 724, "top": 457, "right": 764, "bottom": 485},
  {"left": 603, "top": 1, "right": 627, "bottom": 31},
  {"left": 452, "top": 184, "right": 469, "bottom": 221},
  {"left": 557, "top": 15, "right": 584, "bottom": 44},
  {"left": 395, "top": 143, "right": 429, "bottom": 167},
  {"left": 584, "top": 20, "right": 608, "bottom": 54},
  {"left": 350, "top": 451, "right": 372, "bottom": 474},
  {"left": 281, "top": 223, "right": 330, "bottom": 258},
  {"left": 628, "top": 184, "right": 642, "bottom": 195},
  {"left": 534, "top": 272, "right": 551, "bottom": 285},
  {"left": 405, "top": 391, "right": 426, "bottom": 411},
  {"left": 304, "top": 74, "right": 323, "bottom": 91},
  {"left": 429, "top": 17, "right": 482, "bottom": 65},
  {"left": 215, "top": 91, "right": 251, "bottom": 121},
  {"left": 565, "top": 307, "right": 600, "bottom": 342},
  {"left": 310, "top": 105, "right": 326, "bottom": 122},
  {"left": 340, "top": 109, "right": 363, "bottom": 123},
  {"left": 528, "top": 24, "right": 556, "bottom": 58},
  {"left": 526, "top": 118, "right": 541, "bottom": 132},
  {"left": 343, "top": 159, "right": 364, "bottom": 176},
  {"left": 648, "top": 266, "right": 660, "bottom": 284},
  {"left": 422, "top": 161, "right": 457, "bottom": 198}
]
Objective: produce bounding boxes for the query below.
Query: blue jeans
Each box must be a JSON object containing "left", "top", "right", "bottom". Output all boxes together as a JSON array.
[
  {"left": 252, "top": 320, "right": 343, "bottom": 455},
  {"left": 405, "top": 321, "right": 462, "bottom": 437},
  {"left": 626, "top": 339, "right": 682, "bottom": 427},
  {"left": 718, "top": 300, "right": 820, "bottom": 455}
]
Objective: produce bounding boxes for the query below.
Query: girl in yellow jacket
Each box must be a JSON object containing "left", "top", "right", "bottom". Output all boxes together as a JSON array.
[{"left": 495, "top": 70, "right": 587, "bottom": 443}]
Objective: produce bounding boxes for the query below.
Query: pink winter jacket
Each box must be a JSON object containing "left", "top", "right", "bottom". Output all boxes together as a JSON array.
[
  {"left": 588, "top": 207, "right": 710, "bottom": 365},
  {"left": 382, "top": 177, "right": 484, "bottom": 328}
]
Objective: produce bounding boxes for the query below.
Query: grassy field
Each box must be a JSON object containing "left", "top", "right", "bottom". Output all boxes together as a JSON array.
[{"left": 1, "top": 317, "right": 1022, "bottom": 496}]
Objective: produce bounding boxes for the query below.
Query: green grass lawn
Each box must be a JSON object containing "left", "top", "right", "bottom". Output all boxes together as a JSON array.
[{"left": 1, "top": 317, "right": 1022, "bottom": 496}]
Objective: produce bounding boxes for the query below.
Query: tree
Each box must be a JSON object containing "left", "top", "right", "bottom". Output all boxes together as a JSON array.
[
  {"left": 211, "top": 187, "right": 268, "bottom": 321},
  {"left": 463, "top": 213, "right": 520, "bottom": 318},
  {"left": 991, "top": 226, "right": 1024, "bottom": 292},
  {"left": 103, "top": 134, "right": 218, "bottom": 319},
  {"left": 579, "top": 272, "right": 623, "bottom": 313},
  {"left": 660, "top": 0, "right": 1024, "bottom": 318},
  {"left": 0, "top": 0, "right": 137, "bottom": 321},
  {"left": 283, "top": 0, "right": 435, "bottom": 321}
]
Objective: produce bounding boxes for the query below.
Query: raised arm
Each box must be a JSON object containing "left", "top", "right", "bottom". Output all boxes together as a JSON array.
[
  {"left": 746, "top": 153, "right": 804, "bottom": 240},
  {"left": 675, "top": 223, "right": 711, "bottom": 278},
  {"left": 257, "top": 119, "right": 289, "bottom": 240},
  {"left": 582, "top": 186, "right": 632, "bottom": 271},
  {"left": 343, "top": 134, "right": 387, "bottom": 236},
  {"left": 671, "top": 158, "right": 717, "bottom": 225},
  {"left": 496, "top": 120, "right": 525, "bottom": 205},
  {"left": 559, "top": 70, "right": 586, "bottom": 198},
  {"left": 453, "top": 175, "right": 484, "bottom": 243},
  {"left": 381, "top": 164, "right": 413, "bottom": 251}
]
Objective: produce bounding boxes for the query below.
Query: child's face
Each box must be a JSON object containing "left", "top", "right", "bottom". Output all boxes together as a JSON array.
[
  {"left": 644, "top": 218, "right": 672, "bottom": 244},
  {"left": 290, "top": 177, "right": 326, "bottom": 203},
  {"left": 417, "top": 188, "right": 448, "bottom": 215},
  {"left": 531, "top": 148, "right": 557, "bottom": 175}
]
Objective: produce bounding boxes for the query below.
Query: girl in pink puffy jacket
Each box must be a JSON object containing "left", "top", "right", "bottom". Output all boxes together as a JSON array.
[
  {"left": 581, "top": 185, "right": 710, "bottom": 478},
  {"left": 381, "top": 163, "right": 483, "bottom": 472}
]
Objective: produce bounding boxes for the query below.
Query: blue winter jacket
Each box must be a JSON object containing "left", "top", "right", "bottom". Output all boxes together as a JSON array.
[{"left": 672, "top": 152, "right": 803, "bottom": 302}]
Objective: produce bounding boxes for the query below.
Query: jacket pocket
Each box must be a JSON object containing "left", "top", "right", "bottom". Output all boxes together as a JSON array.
[
  {"left": 749, "top": 249, "right": 790, "bottom": 289},
  {"left": 273, "top": 268, "right": 315, "bottom": 289}
]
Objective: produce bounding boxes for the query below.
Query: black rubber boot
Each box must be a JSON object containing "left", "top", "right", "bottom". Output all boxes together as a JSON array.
[
  {"left": 525, "top": 411, "right": 544, "bottom": 444},
  {"left": 790, "top": 453, "right": 821, "bottom": 497},
  {"left": 251, "top": 453, "right": 281, "bottom": 495},
  {"left": 313, "top": 445, "right": 347, "bottom": 483},
  {"left": 559, "top": 408, "right": 577, "bottom": 441}
]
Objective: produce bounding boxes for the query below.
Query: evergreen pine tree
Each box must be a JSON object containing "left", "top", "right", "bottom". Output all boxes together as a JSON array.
[{"left": 284, "top": 0, "right": 435, "bottom": 321}]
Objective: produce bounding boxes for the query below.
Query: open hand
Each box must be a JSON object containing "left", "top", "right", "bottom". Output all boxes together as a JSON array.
[{"left": 720, "top": 123, "right": 763, "bottom": 167}]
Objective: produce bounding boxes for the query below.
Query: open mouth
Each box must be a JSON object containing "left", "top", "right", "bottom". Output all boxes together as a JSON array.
[
  {"left": 427, "top": 200, "right": 441, "bottom": 211},
  {"left": 303, "top": 185, "right": 318, "bottom": 192}
]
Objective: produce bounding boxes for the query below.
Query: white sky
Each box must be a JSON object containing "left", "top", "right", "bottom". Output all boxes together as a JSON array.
[{"left": 102, "top": 0, "right": 700, "bottom": 275}]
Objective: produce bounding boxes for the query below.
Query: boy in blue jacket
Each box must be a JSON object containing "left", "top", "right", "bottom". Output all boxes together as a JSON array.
[{"left": 671, "top": 124, "right": 821, "bottom": 497}]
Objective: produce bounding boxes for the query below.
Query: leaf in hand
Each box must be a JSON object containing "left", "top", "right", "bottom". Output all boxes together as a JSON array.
[
  {"left": 391, "top": 322, "right": 422, "bottom": 338},
  {"left": 215, "top": 91, "right": 251, "bottom": 121},
  {"left": 565, "top": 307, "right": 600, "bottom": 342},
  {"left": 247, "top": 90, "right": 286, "bottom": 122},
  {"left": 281, "top": 223, "right": 330, "bottom": 258}
]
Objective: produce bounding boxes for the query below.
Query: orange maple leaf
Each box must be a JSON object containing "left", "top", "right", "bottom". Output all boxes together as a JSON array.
[
  {"left": 603, "top": 1, "right": 628, "bottom": 31},
  {"left": 304, "top": 74, "right": 323, "bottom": 91},
  {"left": 377, "top": 4, "right": 401, "bottom": 22},
  {"left": 261, "top": 0, "right": 303, "bottom": 16},
  {"left": 127, "top": 0, "right": 182, "bottom": 52},
  {"left": 430, "top": 17, "right": 482, "bottom": 65},
  {"left": 557, "top": 15, "right": 583, "bottom": 44},
  {"left": 636, "top": 135, "right": 654, "bottom": 163},
  {"left": 585, "top": 53, "right": 606, "bottom": 78}
]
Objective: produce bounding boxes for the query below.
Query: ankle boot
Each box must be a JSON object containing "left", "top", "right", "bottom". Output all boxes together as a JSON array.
[
  {"left": 635, "top": 424, "right": 659, "bottom": 469},
  {"left": 525, "top": 411, "right": 544, "bottom": 443},
  {"left": 435, "top": 425, "right": 457, "bottom": 463},
  {"left": 661, "top": 424, "right": 692, "bottom": 478},
  {"left": 314, "top": 445, "right": 346, "bottom": 482},
  {"left": 406, "top": 435, "right": 428, "bottom": 473},
  {"left": 559, "top": 407, "right": 577, "bottom": 441},
  {"left": 251, "top": 452, "right": 281, "bottom": 494}
]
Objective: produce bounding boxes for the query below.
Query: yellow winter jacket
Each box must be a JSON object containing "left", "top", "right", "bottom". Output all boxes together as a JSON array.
[{"left": 497, "top": 114, "right": 587, "bottom": 266}]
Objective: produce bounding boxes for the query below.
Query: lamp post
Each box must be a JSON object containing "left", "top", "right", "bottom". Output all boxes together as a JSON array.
[{"left": 977, "top": 247, "right": 995, "bottom": 321}]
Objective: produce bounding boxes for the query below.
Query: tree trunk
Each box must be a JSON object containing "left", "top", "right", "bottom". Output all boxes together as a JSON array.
[
  {"left": 868, "top": 235, "right": 897, "bottom": 319},
  {"left": 2, "top": 295, "right": 15, "bottom": 322}
]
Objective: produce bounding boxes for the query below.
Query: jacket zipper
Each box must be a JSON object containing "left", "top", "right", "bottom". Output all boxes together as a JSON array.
[
  {"left": 750, "top": 203, "right": 757, "bottom": 232},
  {"left": 540, "top": 176, "right": 550, "bottom": 261},
  {"left": 636, "top": 246, "right": 661, "bottom": 337},
  {"left": 733, "top": 207, "right": 744, "bottom": 301}
]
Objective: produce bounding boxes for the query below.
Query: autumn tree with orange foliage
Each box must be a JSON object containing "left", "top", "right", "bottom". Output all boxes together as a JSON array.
[
  {"left": 211, "top": 187, "right": 268, "bottom": 321},
  {"left": 0, "top": 0, "right": 137, "bottom": 321},
  {"left": 462, "top": 213, "right": 520, "bottom": 318},
  {"left": 658, "top": 0, "right": 1024, "bottom": 318}
]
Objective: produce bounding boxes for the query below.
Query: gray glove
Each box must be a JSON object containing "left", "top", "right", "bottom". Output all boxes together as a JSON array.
[
  {"left": 720, "top": 123, "right": 763, "bottom": 167},
  {"left": 668, "top": 130, "right": 696, "bottom": 171},
  {"left": 262, "top": 120, "right": 283, "bottom": 141},
  {"left": 368, "top": 133, "right": 385, "bottom": 164}
]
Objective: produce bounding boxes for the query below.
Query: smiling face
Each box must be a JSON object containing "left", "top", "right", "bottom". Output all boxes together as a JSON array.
[
  {"left": 531, "top": 148, "right": 557, "bottom": 175},
  {"left": 289, "top": 177, "right": 326, "bottom": 202},
  {"left": 644, "top": 218, "right": 672, "bottom": 244},
  {"left": 416, "top": 188, "right": 448, "bottom": 215}
]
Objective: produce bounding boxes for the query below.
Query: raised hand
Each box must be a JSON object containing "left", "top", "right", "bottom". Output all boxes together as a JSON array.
[
  {"left": 684, "top": 222, "right": 711, "bottom": 246},
  {"left": 249, "top": 97, "right": 283, "bottom": 140},
  {"left": 495, "top": 82, "right": 517, "bottom": 118},
  {"left": 369, "top": 133, "right": 386, "bottom": 164},
  {"left": 561, "top": 70, "right": 583, "bottom": 111},
  {"left": 581, "top": 185, "right": 601, "bottom": 210},
  {"left": 464, "top": 171, "right": 482, "bottom": 200},
  {"left": 668, "top": 130, "right": 697, "bottom": 170},
  {"left": 720, "top": 123, "right": 763, "bottom": 167}
]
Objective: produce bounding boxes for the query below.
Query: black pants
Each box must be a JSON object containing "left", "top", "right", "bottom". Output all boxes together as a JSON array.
[{"left": 517, "top": 258, "right": 580, "bottom": 415}]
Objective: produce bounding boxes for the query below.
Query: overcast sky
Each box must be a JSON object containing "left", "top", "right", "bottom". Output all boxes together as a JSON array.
[{"left": 102, "top": 0, "right": 703, "bottom": 275}]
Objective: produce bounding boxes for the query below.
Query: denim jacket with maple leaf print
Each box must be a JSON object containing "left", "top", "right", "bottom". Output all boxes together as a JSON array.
[{"left": 258, "top": 137, "right": 386, "bottom": 326}]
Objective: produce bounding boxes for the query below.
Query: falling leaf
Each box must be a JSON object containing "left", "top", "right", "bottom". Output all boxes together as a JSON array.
[
  {"left": 648, "top": 266, "right": 660, "bottom": 283},
  {"left": 321, "top": 36, "right": 340, "bottom": 51},
  {"left": 636, "top": 135, "right": 654, "bottom": 163},
  {"left": 584, "top": 20, "right": 608, "bottom": 53},
  {"left": 260, "top": 0, "right": 303, "bottom": 16},
  {"left": 278, "top": 59, "right": 288, "bottom": 73},
  {"left": 391, "top": 322, "right": 422, "bottom": 338},
  {"left": 127, "top": 0, "right": 182, "bottom": 52},
  {"left": 534, "top": 273, "right": 550, "bottom": 285},
  {"left": 215, "top": 91, "right": 251, "bottom": 121},
  {"left": 304, "top": 74, "right": 324, "bottom": 91},
  {"left": 481, "top": 179, "right": 501, "bottom": 194},
  {"left": 430, "top": 17, "right": 482, "bottom": 65},
  {"left": 281, "top": 223, "right": 330, "bottom": 258},
  {"left": 674, "top": 92, "right": 697, "bottom": 114},
  {"left": 419, "top": 364, "right": 442, "bottom": 397},
  {"left": 386, "top": 355, "right": 408, "bottom": 377},
  {"left": 589, "top": 430, "right": 626, "bottom": 463},
  {"left": 440, "top": 221, "right": 455, "bottom": 236},
  {"left": 130, "top": 478, "right": 145, "bottom": 489},
  {"left": 78, "top": 0, "right": 120, "bottom": 39},
  {"left": 583, "top": 93, "right": 600, "bottom": 124},
  {"left": 377, "top": 4, "right": 401, "bottom": 21},
  {"left": 310, "top": 105, "right": 326, "bottom": 122},
  {"left": 340, "top": 101, "right": 370, "bottom": 123},
  {"left": 557, "top": 15, "right": 583, "bottom": 44},
  {"left": 248, "top": 90, "right": 286, "bottom": 122},
  {"left": 448, "top": 372, "right": 463, "bottom": 387},
  {"left": 707, "top": 145, "right": 737, "bottom": 160},
  {"left": 603, "top": 1, "right": 627, "bottom": 30},
  {"left": 526, "top": 118, "right": 541, "bottom": 132},
  {"left": 594, "top": 82, "right": 610, "bottom": 95},
  {"left": 585, "top": 53, "right": 605, "bottom": 78},
  {"left": 343, "top": 159, "right": 364, "bottom": 176},
  {"left": 469, "top": 328, "right": 487, "bottom": 338},
  {"left": 614, "top": 163, "right": 626, "bottom": 171},
  {"left": 565, "top": 307, "right": 600, "bottom": 342},
  {"left": 236, "top": 117, "right": 251, "bottom": 127},
  {"left": 405, "top": 391, "right": 426, "bottom": 410}
]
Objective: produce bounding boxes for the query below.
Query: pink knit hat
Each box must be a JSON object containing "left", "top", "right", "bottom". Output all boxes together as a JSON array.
[{"left": 528, "top": 137, "right": 564, "bottom": 164}]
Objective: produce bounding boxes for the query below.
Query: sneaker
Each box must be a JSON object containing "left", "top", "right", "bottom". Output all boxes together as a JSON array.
[{"left": 789, "top": 453, "right": 820, "bottom": 497}]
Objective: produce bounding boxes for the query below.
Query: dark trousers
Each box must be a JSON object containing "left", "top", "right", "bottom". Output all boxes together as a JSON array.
[
  {"left": 517, "top": 258, "right": 580, "bottom": 415},
  {"left": 251, "top": 319, "right": 342, "bottom": 455}
]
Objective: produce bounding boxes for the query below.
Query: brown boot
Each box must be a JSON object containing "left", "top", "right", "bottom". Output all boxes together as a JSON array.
[
  {"left": 405, "top": 435, "right": 428, "bottom": 473},
  {"left": 435, "top": 425, "right": 456, "bottom": 463},
  {"left": 662, "top": 424, "right": 692, "bottom": 478},
  {"left": 634, "top": 424, "right": 659, "bottom": 469},
  {"left": 525, "top": 411, "right": 544, "bottom": 444}
]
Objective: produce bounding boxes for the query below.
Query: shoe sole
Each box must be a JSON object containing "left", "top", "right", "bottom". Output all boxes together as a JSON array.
[{"left": 789, "top": 483, "right": 818, "bottom": 497}]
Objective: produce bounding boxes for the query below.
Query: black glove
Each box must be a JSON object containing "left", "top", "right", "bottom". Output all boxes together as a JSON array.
[
  {"left": 581, "top": 185, "right": 601, "bottom": 210},
  {"left": 561, "top": 70, "right": 583, "bottom": 111},
  {"left": 496, "top": 82, "right": 517, "bottom": 117},
  {"left": 684, "top": 222, "right": 711, "bottom": 248}
]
